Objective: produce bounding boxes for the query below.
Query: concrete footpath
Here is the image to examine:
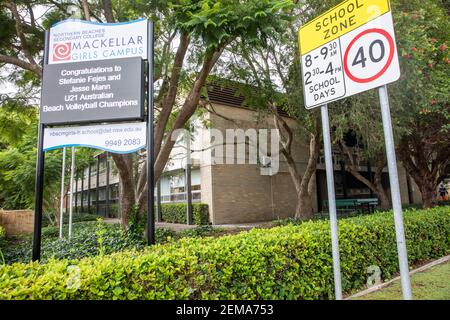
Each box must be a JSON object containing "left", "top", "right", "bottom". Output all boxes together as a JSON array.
[
  {"left": 104, "top": 218, "right": 198, "bottom": 232},
  {"left": 345, "top": 255, "right": 450, "bottom": 299}
]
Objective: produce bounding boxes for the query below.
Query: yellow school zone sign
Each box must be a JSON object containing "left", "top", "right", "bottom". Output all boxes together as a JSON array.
[
  {"left": 299, "top": 0, "right": 390, "bottom": 55},
  {"left": 298, "top": 0, "right": 400, "bottom": 109}
]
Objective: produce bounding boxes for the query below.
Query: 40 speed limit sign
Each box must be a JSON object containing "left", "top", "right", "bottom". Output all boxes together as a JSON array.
[{"left": 298, "top": 0, "right": 400, "bottom": 109}]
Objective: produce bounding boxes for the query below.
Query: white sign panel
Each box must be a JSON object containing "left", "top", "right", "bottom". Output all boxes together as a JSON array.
[
  {"left": 49, "top": 18, "right": 147, "bottom": 64},
  {"left": 44, "top": 122, "right": 147, "bottom": 154},
  {"left": 300, "top": 11, "right": 400, "bottom": 109}
]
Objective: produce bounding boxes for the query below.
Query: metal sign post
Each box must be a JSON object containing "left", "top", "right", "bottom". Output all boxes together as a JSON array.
[
  {"left": 378, "top": 85, "right": 412, "bottom": 300},
  {"left": 68, "top": 147, "right": 75, "bottom": 239},
  {"left": 185, "top": 132, "right": 193, "bottom": 225},
  {"left": 146, "top": 20, "right": 155, "bottom": 245},
  {"left": 32, "top": 122, "right": 46, "bottom": 261},
  {"left": 321, "top": 104, "right": 343, "bottom": 300},
  {"left": 59, "top": 147, "right": 66, "bottom": 238},
  {"left": 32, "top": 30, "right": 49, "bottom": 262}
]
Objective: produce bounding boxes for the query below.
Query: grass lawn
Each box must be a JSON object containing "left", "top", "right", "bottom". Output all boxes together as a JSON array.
[{"left": 354, "top": 261, "right": 450, "bottom": 300}]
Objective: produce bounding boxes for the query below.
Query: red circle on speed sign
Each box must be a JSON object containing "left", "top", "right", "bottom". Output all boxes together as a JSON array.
[{"left": 343, "top": 28, "right": 395, "bottom": 83}]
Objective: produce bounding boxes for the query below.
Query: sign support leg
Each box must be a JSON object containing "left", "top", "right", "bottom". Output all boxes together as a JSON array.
[
  {"left": 378, "top": 85, "right": 412, "bottom": 300},
  {"left": 32, "top": 123, "right": 45, "bottom": 261},
  {"left": 320, "top": 104, "right": 342, "bottom": 300},
  {"left": 68, "top": 147, "right": 75, "bottom": 239},
  {"left": 185, "top": 132, "right": 193, "bottom": 225},
  {"left": 156, "top": 179, "right": 162, "bottom": 222},
  {"left": 146, "top": 21, "right": 155, "bottom": 245},
  {"left": 105, "top": 152, "right": 110, "bottom": 217},
  {"left": 59, "top": 147, "right": 66, "bottom": 238},
  {"left": 32, "top": 30, "right": 49, "bottom": 262},
  {"left": 96, "top": 155, "right": 99, "bottom": 214}
]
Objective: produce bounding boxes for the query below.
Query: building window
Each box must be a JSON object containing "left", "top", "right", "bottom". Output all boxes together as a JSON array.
[{"left": 110, "top": 184, "right": 119, "bottom": 199}]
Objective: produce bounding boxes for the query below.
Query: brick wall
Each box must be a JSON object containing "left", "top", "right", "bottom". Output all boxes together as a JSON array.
[
  {"left": 0, "top": 209, "right": 34, "bottom": 235},
  {"left": 206, "top": 104, "right": 313, "bottom": 224}
]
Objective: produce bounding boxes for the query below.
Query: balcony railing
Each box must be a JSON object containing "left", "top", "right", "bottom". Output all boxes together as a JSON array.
[{"left": 160, "top": 190, "right": 201, "bottom": 203}]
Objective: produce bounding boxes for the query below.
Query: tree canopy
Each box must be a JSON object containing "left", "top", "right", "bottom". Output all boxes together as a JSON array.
[{"left": 0, "top": 0, "right": 448, "bottom": 219}]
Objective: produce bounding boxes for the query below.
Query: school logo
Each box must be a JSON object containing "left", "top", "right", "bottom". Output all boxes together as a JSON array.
[{"left": 53, "top": 42, "right": 72, "bottom": 61}]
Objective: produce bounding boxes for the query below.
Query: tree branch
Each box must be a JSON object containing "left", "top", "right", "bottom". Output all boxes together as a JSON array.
[
  {"left": 102, "top": 0, "right": 115, "bottom": 23},
  {"left": 201, "top": 99, "right": 238, "bottom": 124},
  {"left": 154, "top": 32, "right": 190, "bottom": 160},
  {"left": 0, "top": 54, "right": 42, "bottom": 78},
  {"left": 6, "top": 0, "right": 39, "bottom": 68},
  {"left": 80, "top": 0, "right": 91, "bottom": 20},
  {"left": 154, "top": 43, "right": 227, "bottom": 178}
]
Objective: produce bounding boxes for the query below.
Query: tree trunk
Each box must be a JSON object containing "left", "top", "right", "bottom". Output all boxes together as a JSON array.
[
  {"left": 296, "top": 188, "right": 314, "bottom": 218},
  {"left": 81, "top": 0, "right": 90, "bottom": 20},
  {"left": 373, "top": 161, "right": 390, "bottom": 210},
  {"left": 421, "top": 188, "right": 435, "bottom": 208},
  {"left": 111, "top": 154, "right": 136, "bottom": 228},
  {"left": 153, "top": 47, "right": 226, "bottom": 181},
  {"left": 417, "top": 179, "right": 436, "bottom": 208},
  {"left": 342, "top": 146, "right": 391, "bottom": 210},
  {"left": 101, "top": 0, "right": 115, "bottom": 23},
  {"left": 376, "top": 184, "right": 390, "bottom": 210},
  {"left": 295, "top": 122, "right": 321, "bottom": 219},
  {"left": 398, "top": 150, "right": 442, "bottom": 209},
  {"left": 271, "top": 106, "right": 320, "bottom": 219},
  {"left": 395, "top": 119, "right": 449, "bottom": 209}
]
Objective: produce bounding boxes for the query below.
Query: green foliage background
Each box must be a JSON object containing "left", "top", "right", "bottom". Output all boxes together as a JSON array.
[{"left": 0, "top": 102, "right": 97, "bottom": 211}]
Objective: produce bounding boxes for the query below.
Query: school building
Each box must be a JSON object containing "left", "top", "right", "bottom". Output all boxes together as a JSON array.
[{"left": 69, "top": 83, "right": 423, "bottom": 224}]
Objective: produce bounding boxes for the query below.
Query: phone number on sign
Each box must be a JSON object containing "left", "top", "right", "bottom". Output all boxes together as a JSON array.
[{"left": 104, "top": 138, "right": 142, "bottom": 147}]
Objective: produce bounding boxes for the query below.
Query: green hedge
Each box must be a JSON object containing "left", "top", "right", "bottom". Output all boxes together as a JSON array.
[
  {"left": 0, "top": 207, "right": 448, "bottom": 299},
  {"left": 160, "top": 203, "right": 209, "bottom": 225}
]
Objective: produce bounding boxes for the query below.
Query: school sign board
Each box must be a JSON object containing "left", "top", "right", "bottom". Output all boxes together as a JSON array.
[
  {"left": 40, "top": 57, "right": 144, "bottom": 124},
  {"left": 49, "top": 18, "right": 147, "bottom": 64},
  {"left": 298, "top": 0, "right": 400, "bottom": 109},
  {"left": 33, "top": 18, "right": 157, "bottom": 261},
  {"left": 43, "top": 122, "right": 147, "bottom": 153}
]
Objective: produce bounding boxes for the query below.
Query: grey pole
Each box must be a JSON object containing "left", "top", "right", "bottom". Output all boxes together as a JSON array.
[
  {"left": 156, "top": 179, "right": 162, "bottom": 222},
  {"left": 75, "top": 170, "right": 78, "bottom": 214},
  {"left": 87, "top": 163, "right": 91, "bottom": 214},
  {"left": 105, "top": 152, "right": 110, "bottom": 217},
  {"left": 59, "top": 147, "right": 66, "bottom": 238},
  {"left": 80, "top": 167, "right": 84, "bottom": 213},
  {"left": 68, "top": 147, "right": 75, "bottom": 239},
  {"left": 96, "top": 155, "right": 100, "bottom": 214},
  {"left": 320, "top": 104, "right": 343, "bottom": 300},
  {"left": 378, "top": 85, "right": 412, "bottom": 300},
  {"left": 185, "top": 132, "right": 193, "bottom": 225}
]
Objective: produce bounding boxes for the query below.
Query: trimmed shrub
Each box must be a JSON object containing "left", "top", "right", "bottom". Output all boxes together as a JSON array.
[
  {"left": 161, "top": 203, "right": 209, "bottom": 225},
  {"left": 0, "top": 206, "right": 448, "bottom": 300}
]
